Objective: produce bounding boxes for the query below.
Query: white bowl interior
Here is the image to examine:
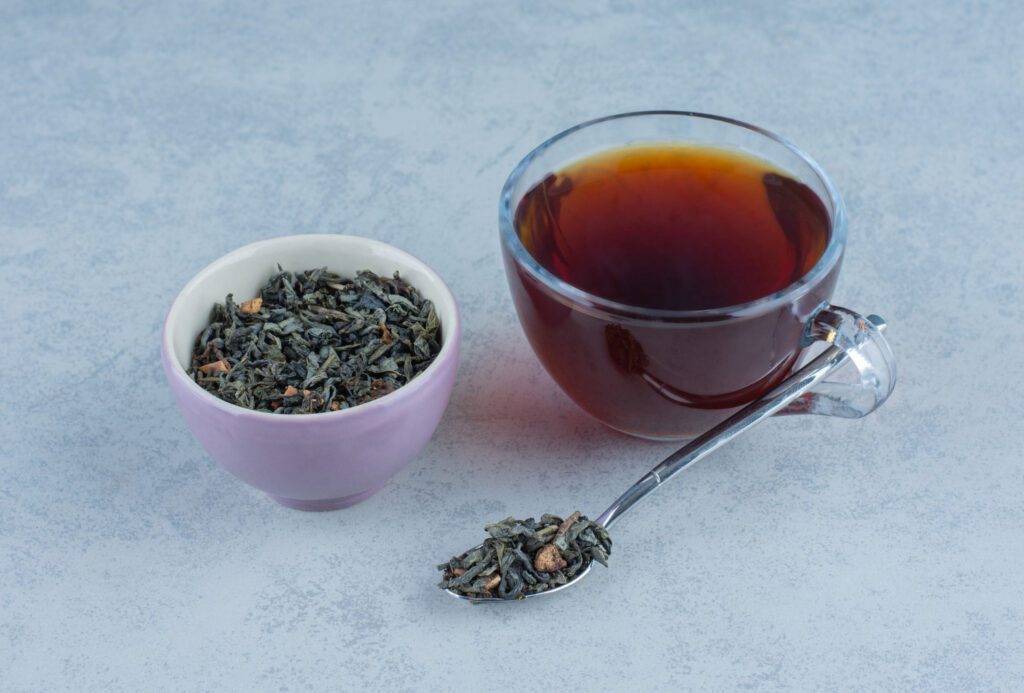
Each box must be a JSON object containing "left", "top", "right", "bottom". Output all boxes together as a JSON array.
[{"left": 165, "top": 234, "right": 458, "bottom": 372}]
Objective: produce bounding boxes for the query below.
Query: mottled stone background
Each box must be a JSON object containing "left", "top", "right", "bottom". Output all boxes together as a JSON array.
[{"left": 2, "top": 1, "right": 1022, "bottom": 690}]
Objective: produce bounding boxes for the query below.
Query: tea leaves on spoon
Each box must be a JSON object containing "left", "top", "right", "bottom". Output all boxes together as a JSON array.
[{"left": 438, "top": 512, "right": 611, "bottom": 600}]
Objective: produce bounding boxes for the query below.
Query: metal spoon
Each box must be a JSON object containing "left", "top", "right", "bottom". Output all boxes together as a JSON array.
[{"left": 445, "top": 309, "right": 895, "bottom": 603}]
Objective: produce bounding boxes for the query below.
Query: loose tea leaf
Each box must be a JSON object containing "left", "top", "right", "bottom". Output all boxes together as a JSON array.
[
  {"left": 438, "top": 512, "right": 611, "bottom": 600},
  {"left": 189, "top": 267, "right": 442, "bottom": 414}
]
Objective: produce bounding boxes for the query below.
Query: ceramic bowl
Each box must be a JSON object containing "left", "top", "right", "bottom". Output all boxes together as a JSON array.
[{"left": 161, "top": 234, "right": 460, "bottom": 511}]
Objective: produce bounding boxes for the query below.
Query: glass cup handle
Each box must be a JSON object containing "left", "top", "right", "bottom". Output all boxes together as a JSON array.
[{"left": 777, "top": 304, "right": 897, "bottom": 419}]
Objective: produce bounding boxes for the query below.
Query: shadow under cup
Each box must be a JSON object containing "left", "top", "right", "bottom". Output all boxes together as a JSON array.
[{"left": 499, "top": 112, "right": 847, "bottom": 440}]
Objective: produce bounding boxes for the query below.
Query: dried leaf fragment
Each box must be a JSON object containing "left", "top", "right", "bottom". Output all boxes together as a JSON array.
[
  {"left": 556, "top": 511, "right": 582, "bottom": 536},
  {"left": 198, "top": 359, "right": 230, "bottom": 374},
  {"left": 367, "top": 379, "right": 396, "bottom": 400},
  {"left": 534, "top": 544, "right": 567, "bottom": 573}
]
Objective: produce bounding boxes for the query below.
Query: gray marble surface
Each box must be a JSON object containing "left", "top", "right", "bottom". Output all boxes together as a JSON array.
[{"left": 2, "top": 1, "right": 1023, "bottom": 690}]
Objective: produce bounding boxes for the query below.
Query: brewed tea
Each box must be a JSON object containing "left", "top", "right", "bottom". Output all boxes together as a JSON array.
[
  {"left": 504, "top": 143, "right": 839, "bottom": 438},
  {"left": 514, "top": 144, "right": 830, "bottom": 311}
]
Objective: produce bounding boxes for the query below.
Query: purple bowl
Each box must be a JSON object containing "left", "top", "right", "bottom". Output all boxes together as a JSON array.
[{"left": 161, "top": 234, "right": 460, "bottom": 511}]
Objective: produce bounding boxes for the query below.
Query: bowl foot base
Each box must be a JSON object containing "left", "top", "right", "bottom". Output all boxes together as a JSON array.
[{"left": 268, "top": 486, "right": 384, "bottom": 511}]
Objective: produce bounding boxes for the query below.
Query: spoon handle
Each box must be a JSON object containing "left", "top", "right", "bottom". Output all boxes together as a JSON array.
[{"left": 595, "top": 306, "right": 896, "bottom": 529}]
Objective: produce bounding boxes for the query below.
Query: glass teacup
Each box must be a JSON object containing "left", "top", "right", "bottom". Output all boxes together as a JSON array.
[{"left": 500, "top": 112, "right": 895, "bottom": 440}]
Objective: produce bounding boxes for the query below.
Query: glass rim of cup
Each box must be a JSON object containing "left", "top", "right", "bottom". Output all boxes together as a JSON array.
[{"left": 499, "top": 110, "right": 848, "bottom": 324}]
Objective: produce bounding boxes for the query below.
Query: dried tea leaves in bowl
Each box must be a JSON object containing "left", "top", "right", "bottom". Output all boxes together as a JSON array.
[
  {"left": 189, "top": 267, "right": 441, "bottom": 414},
  {"left": 438, "top": 512, "right": 612, "bottom": 600}
]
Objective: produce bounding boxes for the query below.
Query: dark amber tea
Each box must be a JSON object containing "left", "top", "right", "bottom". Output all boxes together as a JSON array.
[
  {"left": 514, "top": 144, "right": 830, "bottom": 311},
  {"left": 503, "top": 142, "right": 841, "bottom": 438}
]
